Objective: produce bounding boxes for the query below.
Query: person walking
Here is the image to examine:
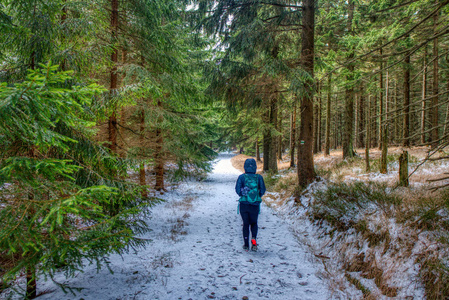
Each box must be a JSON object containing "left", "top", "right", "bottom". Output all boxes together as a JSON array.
[{"left": 235, "top": 158, "right": 266, "bottom": 251}]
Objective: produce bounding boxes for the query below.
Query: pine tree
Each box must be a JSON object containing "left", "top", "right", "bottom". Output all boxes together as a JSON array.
[{"left": 0, "top": 64, "right": 152, "bottom": 297}]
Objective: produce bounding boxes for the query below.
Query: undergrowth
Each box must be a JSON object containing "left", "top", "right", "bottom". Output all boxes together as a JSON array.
[
  {"left": 312, "top": 182, "right": 401, "bottom": 232},
  {"left": 310, "top": 181, "right": 449, "bottom": 298}
]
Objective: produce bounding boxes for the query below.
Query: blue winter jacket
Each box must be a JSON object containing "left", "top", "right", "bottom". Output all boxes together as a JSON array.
[{"left": 235, "top": 158, "right": 266, "bottom": 205}]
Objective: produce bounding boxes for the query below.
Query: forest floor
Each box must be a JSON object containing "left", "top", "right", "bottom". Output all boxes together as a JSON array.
[
  {"left": 25, "top": 153, "right": 333, "bottom": 300},
  {"left": 4, "top": 147, "right": 448, "bottom": 299}
]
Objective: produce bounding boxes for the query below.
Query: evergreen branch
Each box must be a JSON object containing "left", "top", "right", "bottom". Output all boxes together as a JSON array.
[
  {"left": 370, "top": 0, "right": 422, "bottom": 14},
  {"left": 258, "top": 1, "right": 303, "bottom": 9}
]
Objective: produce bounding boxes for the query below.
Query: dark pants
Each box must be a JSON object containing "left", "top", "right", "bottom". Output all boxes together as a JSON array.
[{"left": 239, "top": 203, "right": 260, "bottom": 247}]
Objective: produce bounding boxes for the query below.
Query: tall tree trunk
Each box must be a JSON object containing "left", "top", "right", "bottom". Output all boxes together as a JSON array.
[
  {"left": 313, "top": 83, "right": 320, "bottom": 154},
  {"left": 380, "top": 125, "right": 388, "bottom": 174},
  {"left": 358, "top": 90, "right": 365, "bottom": 148},
  {"left": 297, "top": 0, "right": 316, "bottom": 188},
  {"left": 256, "top": 139, "right": 261, "bottom": 162},
  {"left": 290, "top": 105, "right": 297, "bottom": 167},
  {"left": 379, "top": 48, "right": 384, "bottom": 150},
  {"left": 318, "top": 90, "right": 322, "bottom": 152},
  {"left": 444, "top": 80, "right": 449, "bottom": 137},
  {"left": 421, "top": 46, "right": 428, "bottom": 144},
  {"left": 263, "top": 108, "right": 271, "bottom": 172},
  {"left": 313, "top": 98, "right": 319, "bottom": 154},
  {"left": 269, "top": 98, "right": 278, "bottom": 172},
  {"left": 403, "top": 51, "right": 411, "bottom": 147},
  {"left": 154, "top": 100, "right": 164, "bottom": 191},
  {"left": 324, "top": 74, "right": 331, "bottom": 156},
  {"left": 139, "top": 109, "right": 147, "bottom": 198},
  {"left": 60, "top": 2, "right": 67, "bottom": 71},
  {"left": 431, "top": 12, "right": 439, "bottom": 147},
  {"left": 343, "top": 0, "right": 355, "bottom": 159},
  {"left": 373, "top": 93, "right": 378, "bottom": 148},
  {"left": 278, "top": 108, "right": 283, "bottom": 160},
  {"left": 394, "top": 77, "right": 400, "bottom": 143},
  {"left": 385, "top": 70, "right": 390, "bottom": 143},
  {"left": 399, "top": 150, "right": 409, "bottom": 187},
  {"left": 333, "top": 106, "right": 340, "bottom": 149},
  {"left": 108, "top": 0, "right": 119, "bottom": 152},
  {"left": 365, "top": 95, "right": 371, "bottom": 172},
  {"left": 354, "top": 93, "right": 358, "bottom": 148},
  {"left": 119, "top": 48, "right": 128, "bottom": 157}
]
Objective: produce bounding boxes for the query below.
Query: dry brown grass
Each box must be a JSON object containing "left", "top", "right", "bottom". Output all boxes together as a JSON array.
[
  {"left": 344, "top": 252, "right": 398, "bottom": 298},
  {"left": 232, "top": 146, "right": 449, "bottom": 189}
]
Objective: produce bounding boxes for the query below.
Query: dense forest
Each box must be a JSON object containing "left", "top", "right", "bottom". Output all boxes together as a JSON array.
[{"left": 1, "top": 0, "right": 449, "bottom": 298}]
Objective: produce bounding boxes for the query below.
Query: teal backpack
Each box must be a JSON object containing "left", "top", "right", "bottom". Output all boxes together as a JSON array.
[{"left": 239, "top": 174, "right": 262, "bottom": 203}]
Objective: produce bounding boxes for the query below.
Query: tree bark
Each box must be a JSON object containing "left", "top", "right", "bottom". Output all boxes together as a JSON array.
[
  {"left": 154, "top": 100, "right": 165, "bottom": 191},
  {"left": 365, "top": 95, "right": 371, "bottom": 172},
  {"left": 398, "top": 150, "right": 409, "bottom": 187},
  {"left": 290, "top": 105, "right": 296, "bottom": 167},
  {"left": 403, "top": 52, "right": 411, "bottom": 147},
  {"left": 324, "top": 74, "right": 331, "bottom": 156},
  {"left": 444, "top": 80, "right": 449, "bottom": 137},
  {"left": 263, "top": 108, "right": 271, "bottom": 172},
  {"left": 269, "top": 98, "right": 278, "bottom": 172},
  {"left": 139, "top": 109, "right": 147, "bottom": 198},
  {"left": 278, "top": 108, "right": 283, "bottom": 160},
  {"left": 317, "top": 85, "right": 322, "bottom": 153},
  {"left": 431, "top": 12, "right": 439, "bottom": 147},
  {"left": 297, "top": 0, "right": 316, "bottom": 188},
  {"left": 313, "top": 83, "right": 320, "bottom": 154},
  {"left": 256, "top": 139, "right": 261, "bottom": 162},
  {"left": 380, "top": 125, "right": 388, "bottom": 174},
  {"left": 379, "top": 48, "right": 384, "bottom": 150},
  {"left": 342, "top": 0, "right": 355, "bottom": 159},
  {"left": 421, "top": 46, "right": 428, "bottom": 144},
  {"left": 358, "top": 90, "right": 365, "bottom": 148},
  {"left": 108, "top": 0, "right": 119, "bottom": 152}
]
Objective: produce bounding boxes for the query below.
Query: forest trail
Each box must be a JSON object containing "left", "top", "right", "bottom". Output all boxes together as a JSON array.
[{"left": 38, "top": 154, "right": 330, "bottom": 300}]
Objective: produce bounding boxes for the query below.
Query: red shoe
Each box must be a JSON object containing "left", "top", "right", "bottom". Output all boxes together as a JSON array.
[{"left": 251, "top": 239, "right": 258, "bottom": 251}]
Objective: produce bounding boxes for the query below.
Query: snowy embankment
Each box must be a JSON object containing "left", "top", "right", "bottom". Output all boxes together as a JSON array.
[
  {"left": 32, "top": 154, "right": 331, "bottom": 300},
  {"left": 265, "top": 180, "right": 427, "bottom": 299}
]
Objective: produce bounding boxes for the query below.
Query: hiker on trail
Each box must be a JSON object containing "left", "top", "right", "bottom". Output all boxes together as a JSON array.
[{"left": 235, "top": 158, "right": 266, "bottom": 251}]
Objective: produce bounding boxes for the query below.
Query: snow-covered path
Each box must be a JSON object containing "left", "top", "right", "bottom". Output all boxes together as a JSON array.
[{"left": 38, "top": 154, "right": 330, "bottom": 300}]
